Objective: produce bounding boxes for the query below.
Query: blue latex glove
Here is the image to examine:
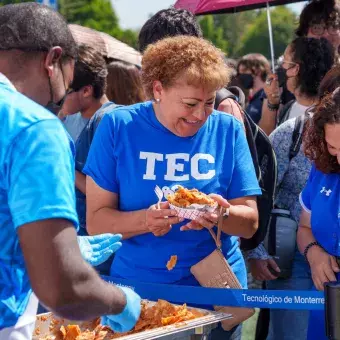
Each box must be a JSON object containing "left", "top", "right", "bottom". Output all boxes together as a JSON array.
[
  {"left": 101, "top": 286, "right": 141, "bottom": 333},
  {"left": 77, "top": 234, "right": 122, "bottom": 267}
]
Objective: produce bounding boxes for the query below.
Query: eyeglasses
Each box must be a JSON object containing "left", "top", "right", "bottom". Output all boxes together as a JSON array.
[
  {"left": 277, "top": 56, "right": 297, "bottom": 69},
  {"left": 310, "top": 23, "right": 340, "bottom": 36}
]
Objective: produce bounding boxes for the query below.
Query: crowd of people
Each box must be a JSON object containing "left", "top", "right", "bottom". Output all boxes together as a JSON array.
[{"left": 1, "top": 0, "right": 340, "bottom": 340}]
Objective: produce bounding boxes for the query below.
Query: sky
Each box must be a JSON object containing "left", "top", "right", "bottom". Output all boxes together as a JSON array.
[{"left": 111, "top": 0, "right": 307, "bottom": 30}]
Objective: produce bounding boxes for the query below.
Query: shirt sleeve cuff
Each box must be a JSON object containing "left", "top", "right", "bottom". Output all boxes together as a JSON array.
[
  {"left": 246, "top": 243, "right": 270, "bottom": 260},
  {"left": 299, "top": 193, "right": 311, "bottom": 214}
]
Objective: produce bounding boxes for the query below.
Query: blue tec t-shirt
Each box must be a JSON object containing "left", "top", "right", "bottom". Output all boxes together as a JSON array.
[
  {"left": 300, "top": 164, "right": 340, "bottom": 256},
  {"left": 83, "top": 101, "right": 261, "bottom": 284},
  {"left": 0, "top": 77, "right": 78, "bottom": 329}
]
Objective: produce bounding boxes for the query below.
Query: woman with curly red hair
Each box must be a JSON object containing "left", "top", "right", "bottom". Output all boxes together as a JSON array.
[{"left": 297, "top": 87, "right": 340, "bottom": 340}]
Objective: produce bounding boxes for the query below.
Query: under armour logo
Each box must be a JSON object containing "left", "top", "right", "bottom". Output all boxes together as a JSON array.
[{"left": 320, "top": 187, "right": 332, "bottom": 196}]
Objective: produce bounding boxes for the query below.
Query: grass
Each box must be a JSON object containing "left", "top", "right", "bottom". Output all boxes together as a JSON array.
[{"left": 242, "top": 309, "right": 259, "bottom": 340}]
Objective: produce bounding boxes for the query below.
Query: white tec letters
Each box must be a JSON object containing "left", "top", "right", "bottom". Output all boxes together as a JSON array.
[{"left": 140, "top": 152, "right": 215, "bottom": 181}]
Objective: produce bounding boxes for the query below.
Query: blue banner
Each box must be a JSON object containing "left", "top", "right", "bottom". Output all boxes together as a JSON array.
[
  {"left": 36, "top": 0, "right": 58, "bottom": 10},
  {"left": 102, "top": 277, "right": 325, "bottom": 311}
]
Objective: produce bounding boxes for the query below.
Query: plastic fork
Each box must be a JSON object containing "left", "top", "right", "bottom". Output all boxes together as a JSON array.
[{"left": 154, "top": 185, "right": 163, "bottom": 209}]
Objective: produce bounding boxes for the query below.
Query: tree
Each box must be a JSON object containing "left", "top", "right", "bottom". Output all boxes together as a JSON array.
[
  {"left": 237, "top": 7, "right": 297, "bottom": 60},
  {"left": 0, "top": 0, "right": 138, "bottom": 49},
  {"left": 212, "top": 11, "right": 259, "bottom": 58},
  {"left": 199, "top": 15, "right": 228, "bottom": 53}
]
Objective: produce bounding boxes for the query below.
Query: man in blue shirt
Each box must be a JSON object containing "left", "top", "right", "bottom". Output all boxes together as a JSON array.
[{"left": 0, "top": 3, "right": 140, "bottom": 339}]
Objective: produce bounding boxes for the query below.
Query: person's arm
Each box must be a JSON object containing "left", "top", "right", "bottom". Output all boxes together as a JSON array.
[
  {"left": 8, "top": 119, "right": 139, "bottom": 327},
  {"left": 83, "top": 114, "right": 182, "bottom": 238},
  {"left": 297, "top": 169, "right": 339, "bottom": 291},
  {"left": 181, "top": 121, "right": 260, "bottom": 238},
  {"left": 218, "top": 195, "right": 258, "bottom": 238},
  {"left": 18, "top": 219, "right": 127, "bottom": 319},
  {"left": 75, "top": 170, "right": 86, "bottom": 194},
  {"left": 86, "top": 176, "right": 181, "bottom": 239},
  {"left": 217, "top": 98, "right": 245, "bottom": 124},
  {"left": 259, "top": 74, "right": 281, "bottom": 135}
]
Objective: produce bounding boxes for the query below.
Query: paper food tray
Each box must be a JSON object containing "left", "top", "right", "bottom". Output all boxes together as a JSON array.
[{"left": 33, "top": 301, "right": 232, "bottom": 340}]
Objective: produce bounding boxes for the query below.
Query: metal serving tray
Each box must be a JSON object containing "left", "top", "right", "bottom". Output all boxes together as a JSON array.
[{"left": 33, "top": 302, "right": 232, "bottom": 340}]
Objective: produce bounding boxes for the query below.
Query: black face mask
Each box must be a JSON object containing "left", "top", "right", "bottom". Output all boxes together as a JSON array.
[
  {"left": 45, "top": 62, "right": 72, "bottom": 115},
  {"left": 276, "top": 66, "right": 288, "bottom": 88},
  {"left": 238, "top": 73, "right": 254, "bottom": 90},
  {"left": 45, "top": 91, "right": 69, "bottom": 115}
]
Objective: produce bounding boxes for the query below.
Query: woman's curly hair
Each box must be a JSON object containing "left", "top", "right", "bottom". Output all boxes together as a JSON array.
[
  {"left": 304, "top": 88, "right": 340, "bottom": 173},
  {"left": 290, "top": 37, "right": 334, "bottom": 98},
  {"left": 141, "top": 36, "right": 230, "bottom": 99}
]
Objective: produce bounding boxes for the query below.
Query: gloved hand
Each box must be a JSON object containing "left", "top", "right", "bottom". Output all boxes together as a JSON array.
[
  {"left": 77, "top": 234, "right": 122, "bottom": 266},
  {"left": 101, "top": 286, "right": 141, "bottom": 333}
]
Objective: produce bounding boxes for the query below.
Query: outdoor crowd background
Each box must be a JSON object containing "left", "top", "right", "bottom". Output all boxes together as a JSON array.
[
  {"left": 0, "top": 1, "right": 333, "bottom": 340},
  {"left": 0, "top": 0, "right": 298, "bottom": 60}
]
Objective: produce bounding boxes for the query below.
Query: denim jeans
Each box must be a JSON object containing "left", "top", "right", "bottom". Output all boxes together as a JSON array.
[{"left": 266, "top": 250, "right": 313, "bottom": 340}]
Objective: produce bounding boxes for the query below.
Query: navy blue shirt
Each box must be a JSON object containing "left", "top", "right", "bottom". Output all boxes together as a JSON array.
[
  {"left": 246, "top": 89, "right": 265, "bottom": 124},
  {"left": 74, "top": 102, "right": 119, "bottom": 234}
]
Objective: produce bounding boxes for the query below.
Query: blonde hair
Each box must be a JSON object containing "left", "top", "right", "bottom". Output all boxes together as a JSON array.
[{"left": 141, "top": 36, "right": 231, "bottom": 98}]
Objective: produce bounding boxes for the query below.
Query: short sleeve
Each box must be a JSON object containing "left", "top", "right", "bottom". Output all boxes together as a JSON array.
[
  {"left": 8, "top": 120, "right": 78, "bottom": 229},
  {"left": 227, "top": 123, "right": 262, "bottom": 200},
  {"left": 83, "top": 113, "right": 118, "bottom": 193},
  {"left": 299, "top": 165, "right": 317, "bottom": 213}
]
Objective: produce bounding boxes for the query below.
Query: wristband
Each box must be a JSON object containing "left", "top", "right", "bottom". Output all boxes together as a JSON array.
[
  {"left": 267, "top": 101, "right": 280, "bottom": 111},
  {"left": 304, "top": 241, "right": 321, "bottom": 262}
]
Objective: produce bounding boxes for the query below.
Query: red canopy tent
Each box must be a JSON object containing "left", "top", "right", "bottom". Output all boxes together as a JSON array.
[
  {"left": 175, "top": 0, "right": 306, "bottom": 69},
  {"left": 174, "top": 0, "right": 306, "bottom": 15}
]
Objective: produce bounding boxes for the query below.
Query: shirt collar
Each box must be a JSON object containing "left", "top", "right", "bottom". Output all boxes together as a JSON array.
[{"left": 0, "top": 73, "right": 16, "bottom": 91}]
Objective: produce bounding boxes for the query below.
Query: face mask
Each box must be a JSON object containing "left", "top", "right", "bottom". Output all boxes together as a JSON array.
[
  {"left": 45, "top": 92, "right": 69, "bottom": 115},
  {"left": 45, "top": 62, "right": 72, "bottom": 115},
  {"left": 276, "top": 66, "right": 288, "bottom": 88},
  {"left": 238, "top": 73, "right": 254, "bottom": 90}
]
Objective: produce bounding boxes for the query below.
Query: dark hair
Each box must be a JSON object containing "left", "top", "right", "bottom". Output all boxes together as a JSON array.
[
  {"left": 106, "top": 60, "right": 145, "bottom": 105},
  {"left": 289, "top": 37, "right": 334, "bottom": 97},
  {"left": 304, "top": 88, "right": 340, "bottom": 173},
  {"left": 71, "top": 45, "right": 107, "bottom": 99},
  {"left": 237, "top": 53, "right": 270, "bottom": 82},
  {"left": 318, "top": 65, "right": 340, "bottom": 100},
  {"left": 138, "top": 7, "right": 202, "bottom": 52},
  {"left": 0, "top": 3, "right": 77, "bottom": 60},
  {"left": 296, "top": 0, "right": 340, "bottom": 37}
]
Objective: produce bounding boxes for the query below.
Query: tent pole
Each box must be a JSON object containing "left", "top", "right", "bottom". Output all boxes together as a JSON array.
[{"left": 266, "top": 2, "right": 275, "bottom": 72}]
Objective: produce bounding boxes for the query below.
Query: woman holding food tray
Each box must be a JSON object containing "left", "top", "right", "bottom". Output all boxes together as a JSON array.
[{"left": 83, "top": 36, "right": 261, "bottom": 340}]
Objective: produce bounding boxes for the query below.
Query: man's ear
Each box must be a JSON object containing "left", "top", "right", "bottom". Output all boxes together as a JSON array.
[
  {"left": 44, "top": 47, "right": 63, "bottom": 78},
  {"left": 82, "top": 85, "right": 94, "bottom": 98}
]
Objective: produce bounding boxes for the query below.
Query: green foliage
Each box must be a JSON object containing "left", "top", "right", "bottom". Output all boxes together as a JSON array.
[
  {"left": 0, "top": 0, "right": 138, "bottom": 49},
  {"left": 200, "top": 6, "right": 297, "bottom": 60},
  {"left": 237, "top": 7, "right": 297, "bottom": 59},
  {"left": 199, "top": 15, "right": 228, "bottom": 53}
]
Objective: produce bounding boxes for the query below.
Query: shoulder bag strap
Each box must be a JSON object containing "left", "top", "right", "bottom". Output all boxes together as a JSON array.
[{"left": 208, "top": 205, "right": 229, "bottom": 249}]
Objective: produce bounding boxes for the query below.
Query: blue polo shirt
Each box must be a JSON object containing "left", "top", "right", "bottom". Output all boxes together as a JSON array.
[
  {"left": 300, "top": 164, "right": 340, "bottom": 256},
  {"left": 0, "top": 75, "right": 78, "bottom": 329},
  {"left": 83, "top": 101, "right": 261, "bottom": 284}
]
